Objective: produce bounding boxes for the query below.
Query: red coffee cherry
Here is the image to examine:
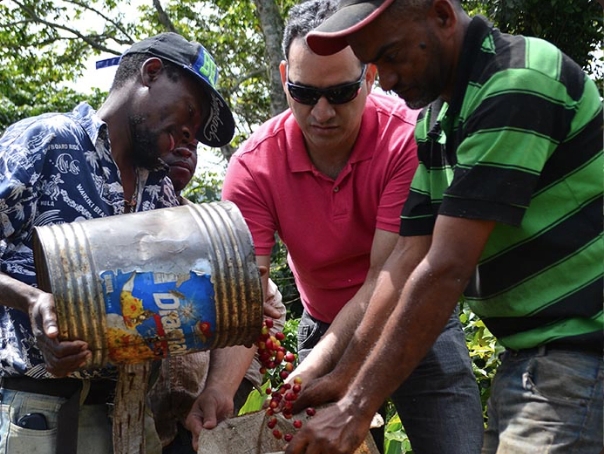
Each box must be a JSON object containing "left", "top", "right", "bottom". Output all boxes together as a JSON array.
[{"left": 255, "top": 319, "right": 315, "bottom": 442}]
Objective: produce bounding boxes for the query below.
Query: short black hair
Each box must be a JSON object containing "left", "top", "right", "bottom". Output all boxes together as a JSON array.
[
  {"left": 282, "top": 0, "right": 339, "bottom": 60},
  {"left": 110, "top": 52, "right": 182, "bottom": 91}
]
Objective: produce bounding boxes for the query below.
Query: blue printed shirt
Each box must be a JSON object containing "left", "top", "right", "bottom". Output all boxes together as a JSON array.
[{"left": 0, "top": 102, "right": 179, "bottom": 378}]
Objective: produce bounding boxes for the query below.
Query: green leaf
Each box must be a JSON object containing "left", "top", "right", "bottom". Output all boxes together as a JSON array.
[{"left": 238, "top": 380, "right": 270, "bottom": 415}]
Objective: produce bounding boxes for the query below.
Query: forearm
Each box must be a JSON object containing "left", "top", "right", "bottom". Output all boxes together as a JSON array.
[
  {"left": 0, "top": 271, "right": 41, "bottom": 312},
  {"left": 295, "top": 230, "right": 403, "bottom": 382},
  {"left": 347, "top": 216, "right": 495, "bottom": 419},
  {"left": 330, "top": 236, "right": 429, "bottom": 383},
  {"left": 347, "top": 260, "right": 467, "bottom": 419},
  {"left": 293, "top": 282, "right": 372, "bottom": 380},
  {"left": 206, "top": 345, "right": 257, "bottom": 397}
]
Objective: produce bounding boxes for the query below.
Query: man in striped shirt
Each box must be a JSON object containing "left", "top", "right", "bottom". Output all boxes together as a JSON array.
[{"left": 285, "top": 1, "right": 603, "bottom": 453}]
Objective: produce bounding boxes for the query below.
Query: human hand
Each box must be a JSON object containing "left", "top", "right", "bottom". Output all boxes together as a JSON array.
[
  {"left": 243, "top": 278, "right": 285, "bottom": 349},
  {"left": 291, "top": 369, "right": 346, "bottom": 414},
  {"left": 263, "top": 300, "right": 282, "bottom": 320},
  {"left": 184, "top": 386, "right": 234, "bottom": 451},
  {"left": 284, "top": 400, "right": 372, "bottom": 454},
  {"left": 263, "top": 278, "right": 285, "bottom": 322},
  {"left": 28, "top": 290, "right": 90, "bottom": 377}
]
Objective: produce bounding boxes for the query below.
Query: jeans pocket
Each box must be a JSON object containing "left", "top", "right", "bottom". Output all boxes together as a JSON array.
[
  {"left": 297, "top": 312, "right": 327, "bottom": 352},
  {"left": 6, "top": 420, "right": 56, "bottom": 454},
  {"left": 523, "top": 353, "right": 595, "bottom": 406}
]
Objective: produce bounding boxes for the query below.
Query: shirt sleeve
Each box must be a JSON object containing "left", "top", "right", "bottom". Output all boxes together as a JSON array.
[
  {"left": 0, "top": 122, "right": 46, "bottom": 242},
  {"left": 375, "top": 116, "right": 419, "bottom": 233},
  {"left": 399, "top": 105, "right": 441, "bottom": 237},
  {"left": 0, "top": 121, "right": 49, "bottom": 280},
  {"left": 221, "top": 153, "right": 277, "bottom": 256},
  {"left": 441, "top": 68, "right": 574, "bottom": 226}
]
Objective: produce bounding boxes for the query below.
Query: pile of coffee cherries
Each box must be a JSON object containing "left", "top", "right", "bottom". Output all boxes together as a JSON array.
[{"left": 255, "top": 318, "right": 315, "bottom": 442}]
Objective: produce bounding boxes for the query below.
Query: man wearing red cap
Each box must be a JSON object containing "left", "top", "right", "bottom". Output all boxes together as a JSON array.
[
  {"left": 284, "top": 1, "right": 603, "bottom": 454},
  {"left": 222, "top": 1, "right": 483, "bottom": 453}
]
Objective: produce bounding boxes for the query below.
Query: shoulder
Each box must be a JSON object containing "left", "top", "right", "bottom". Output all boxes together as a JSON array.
[
  {"left": 0, "top": 111, "right": 88, "bottom": 160},
  {"left": 481, "top": 27, "right": 584, "bottom": 94},
  {"left": 232, "top": 110, "right": 295, "bottom": 160},
  {"left": 366, "top": 93, "right": 420, "bottom": 128}
]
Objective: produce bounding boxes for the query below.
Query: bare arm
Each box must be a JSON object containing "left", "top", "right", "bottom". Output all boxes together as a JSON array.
[
  {"left": 292, "top": 231, "right": 430, "bottom": 409},
  {"left": 0, "top": 272, "right": 90, "bottom": 376},
  {"left": 0, "top": 271, "right": 47, "bottom": 313},
  {"left": 286, "top": 215, "right": 496, "bottom": 454},
  {"left": 291, "top": 229, "right": 399, "bottom": 383}
]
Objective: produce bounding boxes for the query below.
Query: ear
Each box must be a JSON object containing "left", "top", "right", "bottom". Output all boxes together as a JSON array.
[
  {"left": 279, "top": 60, "right": 287, "bottom": 87},
  {"left": 365, "top": 64, "right": 378, "bottom": 94},
  {"left": 430, "top": 0, "right": 458, "bottom": 36},
  {"left": 140, "top": 57, "right": 164, "bottom": 87}
]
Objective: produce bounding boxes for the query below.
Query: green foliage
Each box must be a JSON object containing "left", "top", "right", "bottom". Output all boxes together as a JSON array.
[
  {"left": 238, "top": 380, "right": 271, "bottom": 416},
  {"left": 384, "top": 412, "right": 412, "bottom": 454},
  {"left": 0, "top": 0, "right": 294, "bottom": 142},
  {"left": 238, "top": 317, "right": 300, "bottom": 415},
  {"left": 0, "top": 86, "right": 104, "bottom": 135},
  {"left": 460, "top": 304, "right": 503, "bottom": 419},
  {"left": 1, "top": 0, "right": 601, "bottom": 135},
  {"left": 268, "top": 239, "right": 303, "bottom": 319},
  {"left": 181, "top": 168, "right": 225, "bottom": 203},
  {"left": 485, "top": 0, "right": 603, "bottom": 71},
  {"left": 0, "top": 0, "right": 137, "bottom": 131},
  {"left": 463, "top": 0, "right": 604, "bottom": 90}
]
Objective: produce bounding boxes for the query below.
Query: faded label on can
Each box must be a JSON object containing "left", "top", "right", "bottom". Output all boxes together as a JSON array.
[{"left": 100, "top": 269, "right": 216, "bottom": 364}]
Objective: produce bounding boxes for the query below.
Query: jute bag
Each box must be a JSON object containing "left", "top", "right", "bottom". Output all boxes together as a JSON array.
[{"left": 197, "top": 409, "right": 380, "bottom": 454}]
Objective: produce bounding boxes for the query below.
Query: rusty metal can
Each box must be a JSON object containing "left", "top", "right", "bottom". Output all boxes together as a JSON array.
[{"left": 32, "top": 201, "right": 263, "bottom": 368}]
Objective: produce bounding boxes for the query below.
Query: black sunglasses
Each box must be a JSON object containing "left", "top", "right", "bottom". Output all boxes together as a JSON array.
[{"left": 286, "top": 65, "right": 367, "bottom": 106}]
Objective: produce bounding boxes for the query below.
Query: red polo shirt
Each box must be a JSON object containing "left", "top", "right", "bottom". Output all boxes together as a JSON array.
[{"left": 222, "top": 94, "right": 418, "bottom": 323}]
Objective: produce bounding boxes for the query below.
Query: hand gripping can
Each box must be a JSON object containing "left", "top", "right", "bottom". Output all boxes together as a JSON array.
[{"left": 32, "top": 201, "right": 263, "bottom": 368}]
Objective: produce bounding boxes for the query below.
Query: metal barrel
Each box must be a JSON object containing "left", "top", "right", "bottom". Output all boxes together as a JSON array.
[{"left": 32, "top": 201, "right": 263, "bottom": 368}]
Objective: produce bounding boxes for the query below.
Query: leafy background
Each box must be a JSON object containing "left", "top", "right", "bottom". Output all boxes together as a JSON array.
[{"left": 1, "top": 1, "right": 601, "bottom": 452}]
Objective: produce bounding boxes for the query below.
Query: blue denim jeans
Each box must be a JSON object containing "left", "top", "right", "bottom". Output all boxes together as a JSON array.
[
  {"left": 482, "top": 346, "right": 604, "bottom": 454},
  {"left": 298, "top": 306, "right": 484, "bottom": 454},
  {"left": 0, "top": 385, "right": 162, "bottom": 454}
]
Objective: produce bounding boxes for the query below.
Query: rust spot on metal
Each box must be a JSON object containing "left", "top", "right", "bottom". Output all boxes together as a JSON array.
[{"left": 32, "top": 202, "right": 263, "bottom": 368}]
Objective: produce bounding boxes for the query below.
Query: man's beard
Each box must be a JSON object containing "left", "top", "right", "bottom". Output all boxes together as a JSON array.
[
  {"left": 402, "top": 32, "right": 449, "bottom": 110},
  {"left": 129, "top": 115, "right": 162, "bottom": 170}
]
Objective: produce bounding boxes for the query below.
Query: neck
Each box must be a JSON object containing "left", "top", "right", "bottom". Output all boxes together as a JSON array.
[
  {"left": 98, "top": 92, "right": 138, "bottom": 208},
  {"left": 441, "top": 13, "right": 473, "bottom": 102},
  {"left": 307, "top": 144, "right": 353, "bottom": 180},
  {"left": 97, "top": 88, "right": 134, "bottom": 174}
]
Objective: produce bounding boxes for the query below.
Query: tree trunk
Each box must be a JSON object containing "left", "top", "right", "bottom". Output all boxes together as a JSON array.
[
  {"left": 253, "top": 0, "right": 288, "bottom": 116},
  {"left": 112, "top": 362, "right": 151, "bottom": 454}
]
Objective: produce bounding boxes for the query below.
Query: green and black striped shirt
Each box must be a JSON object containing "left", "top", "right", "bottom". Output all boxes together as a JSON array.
[{"left": 401, "top": 16, "right": 603, "bottom": 351}]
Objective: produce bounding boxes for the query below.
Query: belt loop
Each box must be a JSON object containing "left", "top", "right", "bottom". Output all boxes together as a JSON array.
[
  {"left": 56, "top": 381, "right": 82, "bottom": 454},
  {"left": 79, "top": 379, "right": 91, "bottom": 406},
  {"left": 537, "top": 345, "right": 547, "bottom": 356}
]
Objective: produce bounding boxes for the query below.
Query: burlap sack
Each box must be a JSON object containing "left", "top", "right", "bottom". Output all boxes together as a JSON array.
[{"left": 197, "top": 409, "right": 380, "bottom": 454}]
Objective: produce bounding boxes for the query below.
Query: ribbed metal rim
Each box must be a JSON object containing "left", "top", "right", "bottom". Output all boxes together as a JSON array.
[{"left": 33, "top": 222, "right": 109, "bottom": 368}]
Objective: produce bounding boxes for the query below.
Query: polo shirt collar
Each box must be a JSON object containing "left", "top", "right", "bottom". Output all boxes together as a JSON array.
[{"left": 449, "top": 15, "right": 493, "bottom": 117}]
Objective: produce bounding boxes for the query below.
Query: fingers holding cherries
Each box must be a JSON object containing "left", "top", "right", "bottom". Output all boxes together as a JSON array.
[{"left": 255, "top": 318, "right": 316, "bottom": 444}]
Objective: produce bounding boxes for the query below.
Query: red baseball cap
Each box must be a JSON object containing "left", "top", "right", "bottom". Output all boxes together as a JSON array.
[{"left": 306, "top": 0, "right": 395, "bottom": 56}]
